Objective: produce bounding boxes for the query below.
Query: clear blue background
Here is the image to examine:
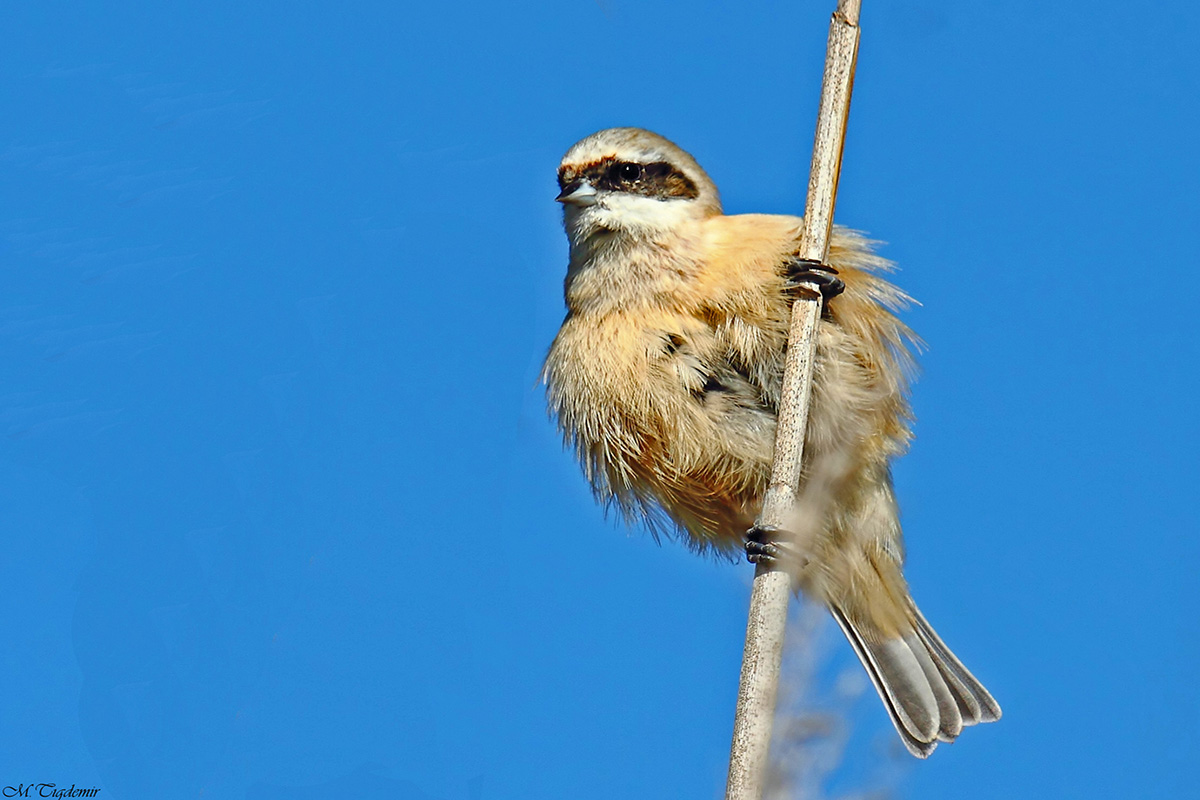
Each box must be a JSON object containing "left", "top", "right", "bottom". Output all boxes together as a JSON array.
[{"left": 2, "top": 1, "right": 1197, "bottom": 798}]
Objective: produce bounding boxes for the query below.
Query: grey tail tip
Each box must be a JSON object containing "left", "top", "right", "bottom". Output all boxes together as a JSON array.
[{"left": 832, "top": 603, "right": 1001, "bottom": 758}]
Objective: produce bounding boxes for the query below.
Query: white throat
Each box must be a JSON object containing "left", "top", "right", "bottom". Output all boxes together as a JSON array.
[
  {"left": 562, "top": 194, "right": 706, "bottom": 316},
  {"left": 564, "top": 192, "right": 699, "bottom": 247}
]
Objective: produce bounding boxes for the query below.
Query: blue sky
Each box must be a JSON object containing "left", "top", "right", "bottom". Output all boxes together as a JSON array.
[{"left": 2, "top": 1, "right": 1197, "bottom": 798}]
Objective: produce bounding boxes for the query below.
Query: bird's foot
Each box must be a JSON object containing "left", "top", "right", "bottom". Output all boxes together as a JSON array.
[
  {"left": 785, "top": 257, "right": 845, "bottom": 301},
  {"left": 745, "top": 523, "right": 787, "bottom": 565}
]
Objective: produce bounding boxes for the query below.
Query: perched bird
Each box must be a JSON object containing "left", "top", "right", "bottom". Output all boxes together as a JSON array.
[{"left": 543, "top": 127, "right": 1000, "bottom": 757}]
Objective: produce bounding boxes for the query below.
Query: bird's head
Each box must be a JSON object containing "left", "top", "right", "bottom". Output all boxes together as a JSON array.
[{"left": 556, "top": 128, "right": 722, "bottom": 246}]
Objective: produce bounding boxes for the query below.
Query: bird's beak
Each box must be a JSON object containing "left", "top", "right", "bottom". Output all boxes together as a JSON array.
[{"left": 556, "top": 180, "right": 598, "bottom": 207}]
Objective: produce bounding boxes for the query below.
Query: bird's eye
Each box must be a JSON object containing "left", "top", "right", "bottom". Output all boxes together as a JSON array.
[{"left": 617, "top": 163, "right": 642, "bottom": 182}]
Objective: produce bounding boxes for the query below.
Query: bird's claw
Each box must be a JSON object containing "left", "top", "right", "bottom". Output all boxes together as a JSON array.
[
  {"left": 785, "top": 258, "right": 845, "bottom": 301},
  {"left": 745, "top": 523, "right": 785, "bottom": 565}
]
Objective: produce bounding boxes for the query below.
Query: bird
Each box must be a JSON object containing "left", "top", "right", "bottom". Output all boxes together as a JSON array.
[{"left": 542, "top": 127, "right": 1000, "bottom": 757}]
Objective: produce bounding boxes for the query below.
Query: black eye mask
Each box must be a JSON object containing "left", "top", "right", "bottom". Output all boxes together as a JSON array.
[{"left": 558, "top": 157, "right": 699, "bottom": 201}]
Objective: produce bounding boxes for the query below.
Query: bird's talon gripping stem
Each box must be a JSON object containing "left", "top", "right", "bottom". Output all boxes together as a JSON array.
[
  {"left": 785, "top": 257, "right": 845, "bottom": 301},
  {"left": 745, "top": 523, "right": 784, "bottom": 565}
]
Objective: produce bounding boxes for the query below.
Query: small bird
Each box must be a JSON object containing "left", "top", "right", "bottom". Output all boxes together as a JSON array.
[{"left": 543, "top": 127, "right": 1000, "bottom": 757}]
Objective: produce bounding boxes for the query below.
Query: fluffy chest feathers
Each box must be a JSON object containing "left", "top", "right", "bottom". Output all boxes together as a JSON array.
[
  {"left": 546, "top": 304, "right": 779, "bottom": 460},
  {"left": 544, "top": 215, "right": 807, "bottom": 542},
  {"left": 545, "top": 213, "right": 917, "bottom": 551}
]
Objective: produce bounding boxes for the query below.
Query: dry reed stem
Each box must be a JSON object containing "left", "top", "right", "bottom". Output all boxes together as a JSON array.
[{"left": 724, "top": 4, "right": 862, "bottom": 799}]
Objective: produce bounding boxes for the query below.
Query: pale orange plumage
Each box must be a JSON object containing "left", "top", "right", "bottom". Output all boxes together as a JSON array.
[{"left": 544, "top": 128, "right": 999, "bottom": 756}]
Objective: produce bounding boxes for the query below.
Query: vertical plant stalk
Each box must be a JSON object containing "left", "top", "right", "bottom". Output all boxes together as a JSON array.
[{"left": 723, "top": 3, "right": 861, "bottom": 800}]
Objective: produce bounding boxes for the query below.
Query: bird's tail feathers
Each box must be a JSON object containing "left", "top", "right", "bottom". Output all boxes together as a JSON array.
[{"left": 831, "top": 602, "right": 1000, "bottom": 758}]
